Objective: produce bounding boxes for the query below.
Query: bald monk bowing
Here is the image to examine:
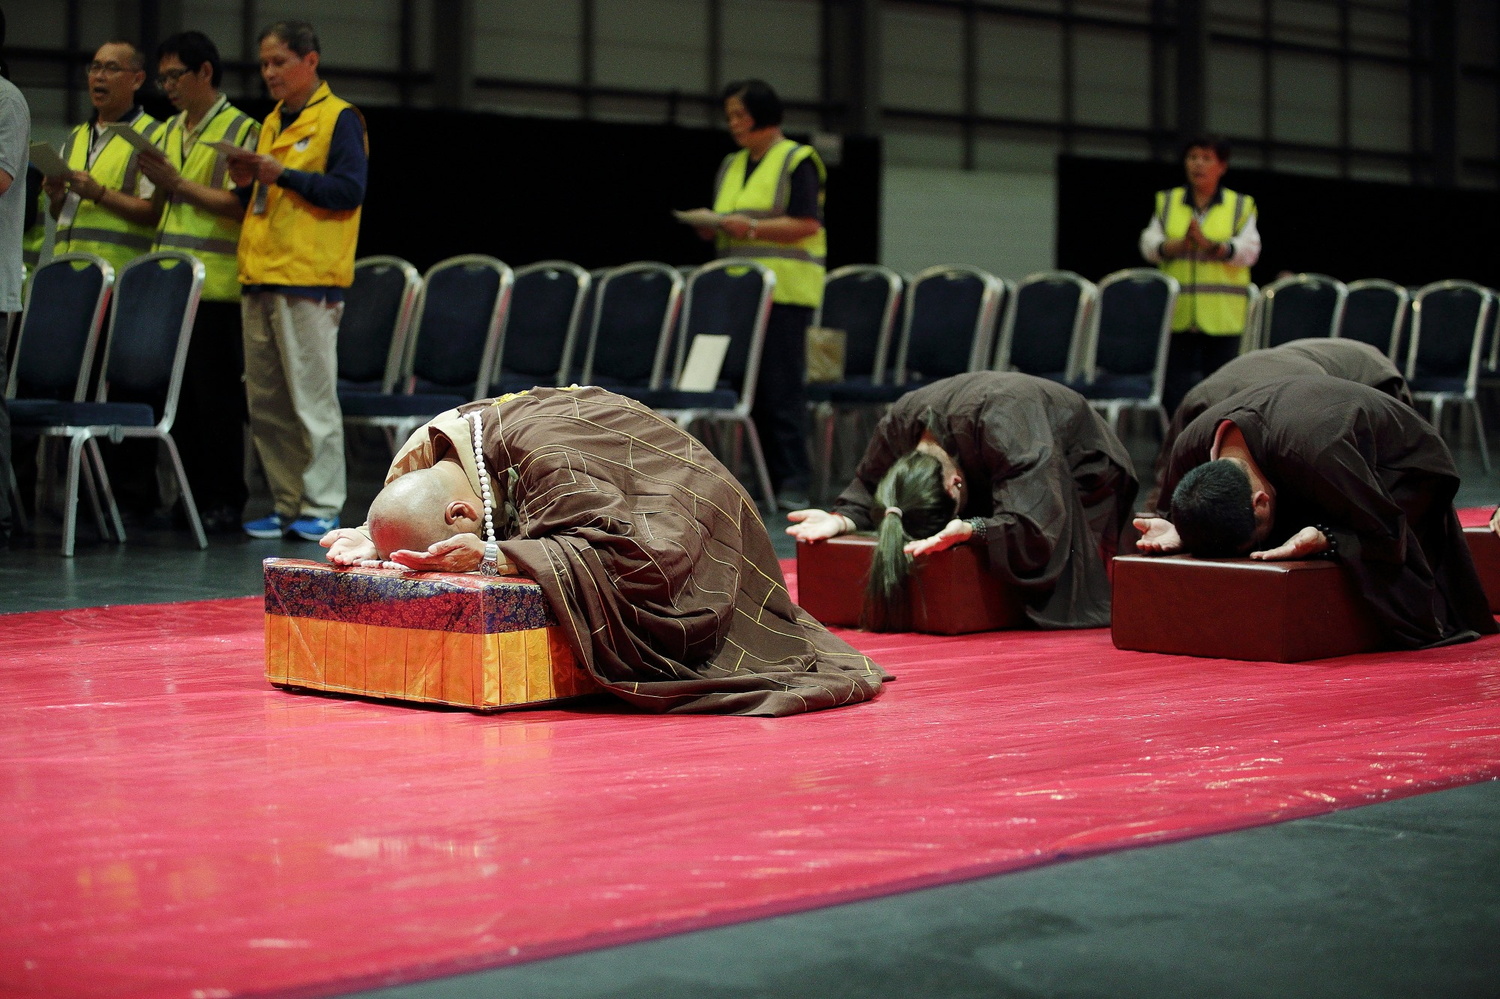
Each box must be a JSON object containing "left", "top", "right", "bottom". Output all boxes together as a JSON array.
[
  {"left": 320, "top": 386, "right": 888, "bottom": 715},
  {"left": 1146, "top": 338, "right": 1411, "bottom": 506},
  {"left": 1136, "top": 376, "right": 1496, "bottom": 649}
]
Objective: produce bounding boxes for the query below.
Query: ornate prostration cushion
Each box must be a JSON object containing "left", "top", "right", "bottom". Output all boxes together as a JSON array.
[
  {"left": 263, "top": 558, "right": 601, "bottom": 711},
  {"left": 1463, "top": 527, "right": 1500, "bottom": 614},
  {"left": 795, "top": 535, "right": 1028, "bottom": 635},
  {"left": 1111, "top": 554, "right": 1386, "bottom": 662}
]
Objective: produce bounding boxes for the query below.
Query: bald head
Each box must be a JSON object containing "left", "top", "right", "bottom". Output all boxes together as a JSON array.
[{"left": 367, "top": 466, "right": 478, "bottom": 558}]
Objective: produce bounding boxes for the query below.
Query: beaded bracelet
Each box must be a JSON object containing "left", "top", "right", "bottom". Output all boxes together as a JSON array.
[
  {"left": 1313, "top": 524, "right": 1339, "bottom": 558},
  {"left": 968, "top": 517, "right": 988, "bottom": 543}
]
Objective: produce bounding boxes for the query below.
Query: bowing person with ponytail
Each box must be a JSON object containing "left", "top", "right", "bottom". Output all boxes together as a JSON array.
[{"left": 787, "top": 372, "right": 1138, "bottom": 631}]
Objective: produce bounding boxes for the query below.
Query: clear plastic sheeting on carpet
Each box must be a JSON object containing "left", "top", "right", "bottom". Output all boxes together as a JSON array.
[{"left": 2, "top": 586, "right": 1498, "bottom": 999}]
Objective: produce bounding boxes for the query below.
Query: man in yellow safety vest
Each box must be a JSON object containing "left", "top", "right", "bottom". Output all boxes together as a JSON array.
[
  {"left": 1139, "top": 135, "right": 1262, "bottom": 413},
  {"left": 137, "top": 31, "right": 261, "bottom": 533}
]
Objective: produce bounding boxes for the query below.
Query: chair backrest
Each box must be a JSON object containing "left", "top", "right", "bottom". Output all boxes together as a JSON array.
[
  {"left": 1407, "top": 280, "right": 1493, "bottom": 389},
  {"left": 1336, "top": 278, "right": 1408, "bottom": 359},
  {"left": 1086, "top": 267, "right": 1179, "bottom": 384},
  {"left": 993, "top": 270, "right": 1095, "bottom": 380},
  {"left": 339, "top": 256, "right": 421, "bottom": 391},
  {"left": 7, "top": 252, "right": 113, "bottom": 401},
  {"left": 813, "top": 264, "right": 902, "bottom": 383},
  {"left": 494, "top": 260, "right": 590, "bottom": 389},
  {"left": 407, "top": 254, "right": 513, "bottom": 398},
  {"left": 1261, "top": 273, "right": 1347, "bottom": 348},
  {"left": 895, "top": 265, "right": 1004, "bottom": 384},
  {"left": 672, "top": 258, "right": 775, "bottom": 406},
  {"left": 581, "top": 262, "right": 683, "bottom": 388},
  {"left": 96, "top": 251, "right": 205, "bottom": 431}
]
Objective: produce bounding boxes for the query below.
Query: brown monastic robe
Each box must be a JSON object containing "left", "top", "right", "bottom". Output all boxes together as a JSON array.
[
  {"left": 830, "top": 372, "right": 1138, "bottom": 629},
  {"left": 1148, "top": 338, "right": 1412, "bottom": 506},
  {"left": 1159, "top": 376, "right": 1497, "bottom": 649},
  {"left": 383, "top": 387, "right": 889, "bottom": 715}
]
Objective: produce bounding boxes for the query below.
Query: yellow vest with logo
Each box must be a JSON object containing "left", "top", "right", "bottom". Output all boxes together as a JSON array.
[
  {"left": 237, "top": 82, "right": 364, "bottom": 288},
  {"left": 54, "top": 111, "right": 165, "bottom": 274},
  {"left": 22, "top": 187, "right": 46, "bottom": 268},
  {"left": 155, "top": 100, "right": 258, "bottom": 302},
  {"left": 1155, "top": 185, "right": 1256, "bottom": 335},
  {"left": 713, "top": 139, "right": 826, "bottom": 308}
]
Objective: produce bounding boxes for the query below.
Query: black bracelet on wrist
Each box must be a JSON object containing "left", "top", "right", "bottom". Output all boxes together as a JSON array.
[
  {"left": 1313, "top": 524, "right": 1338, "bottom": 558},
  {"left": 968, "top": 517, "right": 988, "bottom": 543}
]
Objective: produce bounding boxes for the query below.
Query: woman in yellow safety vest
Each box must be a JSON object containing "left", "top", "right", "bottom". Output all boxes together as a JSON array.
[
  {"left": 1139, "top": 135, "right": 1261, "bottom": 413},
  {"left": 691, "top": 79, "right": 827, "bottom": 511}
]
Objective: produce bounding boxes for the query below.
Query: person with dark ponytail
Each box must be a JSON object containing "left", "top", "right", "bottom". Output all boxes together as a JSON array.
[{"left": 788, "top": 372, "right": 1138, "bottom": 630}]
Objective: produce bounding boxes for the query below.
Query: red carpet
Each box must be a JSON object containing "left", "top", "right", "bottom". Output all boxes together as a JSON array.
[{"left": 3, "top": 571, "right": 1500, "bottom": 998}]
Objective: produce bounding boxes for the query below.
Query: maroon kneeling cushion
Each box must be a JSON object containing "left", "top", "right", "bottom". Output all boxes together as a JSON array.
[
  {"left": 1111, "top": 555, "right": 1385, "bottom": 662},
  {"left": 796, "top": 535, "right": 1028, "bottom": 635},
  {"left": 1464, "top": 527, "right": 1500, "bottom": 613}
]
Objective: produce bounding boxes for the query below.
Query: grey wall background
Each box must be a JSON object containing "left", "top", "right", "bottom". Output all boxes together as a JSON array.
[{"left": 9, "top": 0, "right": 1498, "bottom": 283}]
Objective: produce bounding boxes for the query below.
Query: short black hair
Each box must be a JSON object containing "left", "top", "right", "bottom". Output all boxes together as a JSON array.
[
  {"left": 721, "top": 79, "right": 783, "bottom": 129},
  {"left": 158, "top": 30, "right": 222, "bottom": 87},
  {"left": 259, "top": 20, "right": 320, "bottom": 58},
  {"left": 1180, "top": 133, "right": 1231, "bottom": 164},
  {"left": 1171, "top": 459, "right": 1257, "bottom": 556}
]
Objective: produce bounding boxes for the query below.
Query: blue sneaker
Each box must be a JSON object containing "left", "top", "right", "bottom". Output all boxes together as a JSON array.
[
  {"left": 243, "top": 512, "right": 292, "bottom": 539},
  {"left": 290, "top": 515, "right": 339, "bottom": 541}
]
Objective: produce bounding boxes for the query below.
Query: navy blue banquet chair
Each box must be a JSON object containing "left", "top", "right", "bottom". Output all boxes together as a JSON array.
[
  {"left": 5, "top": 253, "right": 115, "bottom": 536},
  {"left": 336, "top": 256, "right": 421, "bottom": 396},
  {"left": 16, "top": 251, "right": 205, "bottom": 556},
  {"left": 1076, "top": 268, "right": 1179, "bottom": 435},
  {"left": 893, "top": 265, "right": 1006, "bottom": 389},
  {"left": 806, "top": 264, "right": 902, "bottom": 502},
  {"left": 1336, "top": 278, "right": 1408, "bottom": 360},
  {"left": 579, "top": 262, "right": 683, "bottom": 393},
  {"left": 339, "top": 254, "right": 512, "bottom": 450},
  {"left": 1405, "top": 280, "right": 1493, "bottom": 472},
  {"left": 992, "top": 270, "right": 1095, "bottom": 383},
  {"left": 1257, "top": 272, "right": 1347, "bottom": 349},
  {"left": 488, "top": 260, "right": 590, "bottom": 396},
  {"left": 642, "top": 258, "right": 778, "bottom": 510}
]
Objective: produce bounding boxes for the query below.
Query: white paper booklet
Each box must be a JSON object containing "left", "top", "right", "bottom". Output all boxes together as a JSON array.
[
  {"left": 676, "top": 334, "right": 732, "bottom": 392},
  {"left": 672, "top": 208, "right": 724, "bottom": 229},
  {"left": 29, "top": 142, "right": 71, "bottom": 178}
]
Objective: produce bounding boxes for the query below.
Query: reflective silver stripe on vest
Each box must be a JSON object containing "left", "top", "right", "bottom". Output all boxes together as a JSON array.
[
  {"left": 1179, "top": 283, "right": 1250, "bottom": 296},
  {"left": 157, "top": 232, "right": 239, "bottom": 255},
  {"left": 771, "top": 146, "right": 804, "bottom": 214},
  {"left": 210, "top": 113, "right": 252, "bottom": 189},
  {"left": 55, "top": 225, "right": 154, "bottom": 252},
  {"left": 721, "top": 242, "right": 825, "bottom": 265}
]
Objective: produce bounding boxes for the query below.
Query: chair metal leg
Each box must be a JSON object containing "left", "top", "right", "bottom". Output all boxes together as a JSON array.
[
  {"left": 60, "top": 433, "right": 90, "bottom": 557},
  {"left": 79, "top": 450, "right": 111, "bottom": 541},
  {"left": 1468, "top": 398, "right": 1492, "bottom": 474},
  {"left": 7, "top": 463, "right": 28, "bottom": 534},
  {"left": 739, "top": 417, "right": 777, "bottom": 513},
  {"left": 160, "top": 433, "right": 208, "bottom": 549},
  {"left": 85, "top": 439, "right": 127, "bottom": 543}
]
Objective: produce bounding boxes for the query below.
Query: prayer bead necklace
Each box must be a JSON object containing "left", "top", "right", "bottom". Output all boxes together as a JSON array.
[{"left": 467, "top": 412, "right": 496, "bottom": 545}]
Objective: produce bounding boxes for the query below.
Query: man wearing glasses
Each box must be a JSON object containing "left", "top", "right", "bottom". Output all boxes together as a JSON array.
[
  {"left": 134, "top": 31, "right": 261, "bottom": 534},
  {"left": 42, "top": 41, "right": 164, "bottom": 274}
]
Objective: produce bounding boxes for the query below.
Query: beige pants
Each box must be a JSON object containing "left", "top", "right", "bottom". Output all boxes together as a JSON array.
[{"left": 242, "top": 291, "right": 346, "bottom": 520}]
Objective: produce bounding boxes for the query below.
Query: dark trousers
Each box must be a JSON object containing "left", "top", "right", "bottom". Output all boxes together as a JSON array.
[
  {"left": 1163, "top": 331, "right": 1242, "bottom": 415},
  {"left": 752, "top": 303, "right": 812, "bottom": 492},
  {"left": 175, "top": 299, "right": 249, "bottom": 514}
]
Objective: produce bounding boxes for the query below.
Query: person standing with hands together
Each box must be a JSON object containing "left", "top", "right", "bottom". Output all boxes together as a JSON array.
[
  {"left": 228, "top": 20, "right": 366, "bottom": 543},
  {"left": 1139, "top": 135, "right": 1261, "bottom": 413}
]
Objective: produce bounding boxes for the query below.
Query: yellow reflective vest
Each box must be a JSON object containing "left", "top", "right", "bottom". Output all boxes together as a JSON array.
[
  {"left": 713, "top": 138, "right": 826, "bottom": 308},
  {"left": 54, "top": 109, "right": 165, "bottom": 274},
  {"left": 237, "top": 82, "right": 364, "bottom": 288},
  {"left": 1154, "top": 185, "right": 1256, "bottom": 335},
  {"left": 155, "top": 97, "right": 258, "bottom": 302}
]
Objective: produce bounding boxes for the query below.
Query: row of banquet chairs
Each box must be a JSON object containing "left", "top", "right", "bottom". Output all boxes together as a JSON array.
[
  {"left": 7, "top": 250, "right": 207, "bottom": 555},
  {"left": 1240, "top": 272, "right": 1497, "bottom": 472}
]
